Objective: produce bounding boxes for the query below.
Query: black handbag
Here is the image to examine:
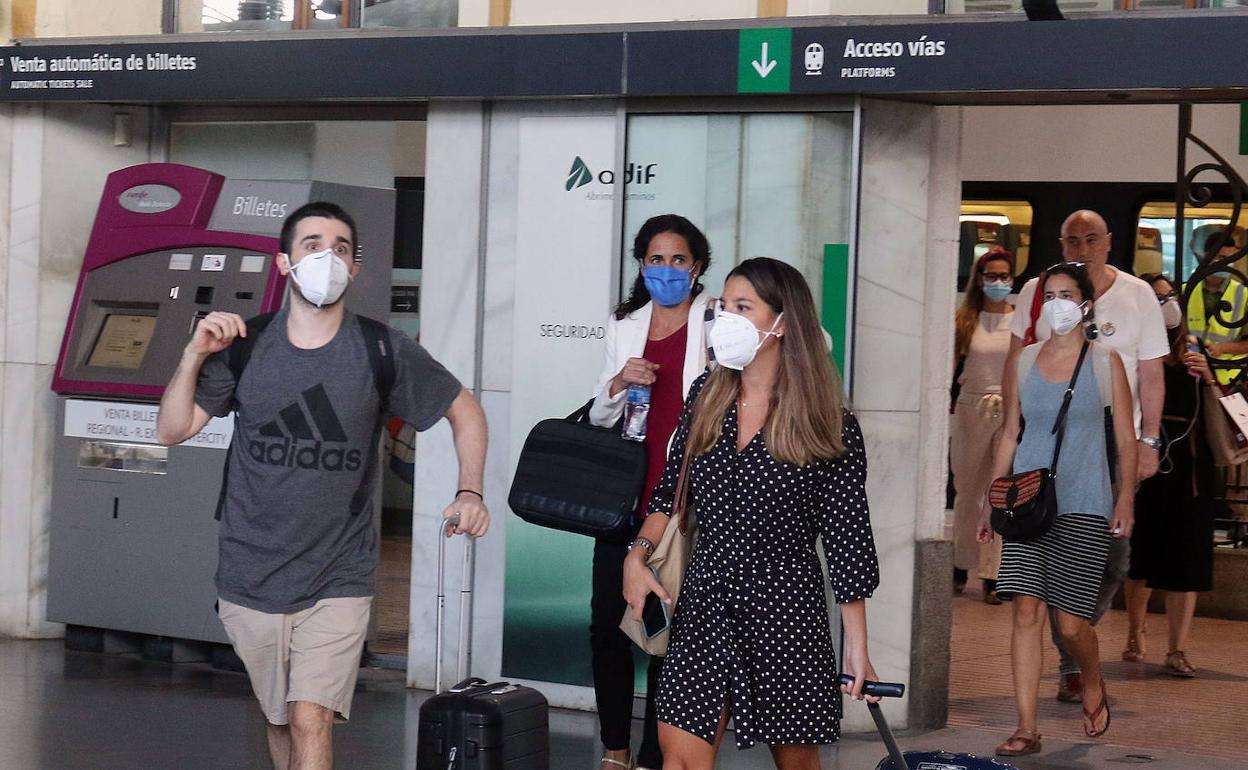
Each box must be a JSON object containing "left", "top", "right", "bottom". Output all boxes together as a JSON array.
[
  {"left": 988, "top": 341, "right": 1089, "bottom": 542},
  {"left": 508, "top": 399, "right": 647, "bottom": 542}
]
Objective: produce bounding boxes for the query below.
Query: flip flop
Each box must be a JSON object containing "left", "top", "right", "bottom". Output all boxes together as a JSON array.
[{"left": 1083, "top": 677, "right": 1111, "bottom": 738}]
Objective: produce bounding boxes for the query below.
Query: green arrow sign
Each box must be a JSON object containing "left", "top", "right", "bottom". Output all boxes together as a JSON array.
[{"left": 737, "top": 28, "right": 791, "bottom": 94}]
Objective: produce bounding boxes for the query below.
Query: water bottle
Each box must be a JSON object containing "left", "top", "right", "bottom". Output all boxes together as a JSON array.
[{"left": 622, "top": 384, "right": 651, "bottom": 442}]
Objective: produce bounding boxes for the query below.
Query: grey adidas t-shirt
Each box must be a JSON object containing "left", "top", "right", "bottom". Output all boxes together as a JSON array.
[{"left": 195, "top": 309, "right": 462, "bottom": 614}]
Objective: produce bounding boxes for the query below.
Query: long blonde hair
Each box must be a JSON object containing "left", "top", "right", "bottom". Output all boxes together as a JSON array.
[
  {"left": 688, "top": 258, "right": 846, "bottom": 465},
  {"left": 955, "top": 249, "right": 1015, "bottom": 356}
]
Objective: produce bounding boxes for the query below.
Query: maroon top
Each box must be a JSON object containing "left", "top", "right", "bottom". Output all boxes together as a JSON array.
[{"left": 636, "top": 323, "right": 690, "bottom": 522}]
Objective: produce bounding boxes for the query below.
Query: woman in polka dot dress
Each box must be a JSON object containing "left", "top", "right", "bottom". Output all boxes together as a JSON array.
[{"left": 622, "top": 258, "right": 881, "bottom": 769}]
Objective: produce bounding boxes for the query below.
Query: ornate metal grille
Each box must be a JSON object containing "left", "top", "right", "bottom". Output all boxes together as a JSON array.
[{"left": 1175, "top": 103, "right": 1248, "bottom": 391}]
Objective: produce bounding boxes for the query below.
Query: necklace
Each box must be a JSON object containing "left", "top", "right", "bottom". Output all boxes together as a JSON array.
[{"left": 739, "top": 398, "right": 766, "bottom": 408}]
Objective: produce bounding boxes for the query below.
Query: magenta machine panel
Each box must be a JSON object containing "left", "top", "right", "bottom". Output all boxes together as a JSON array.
[{"left": 53, "top": 163, "right": 285, "bottom": 399}]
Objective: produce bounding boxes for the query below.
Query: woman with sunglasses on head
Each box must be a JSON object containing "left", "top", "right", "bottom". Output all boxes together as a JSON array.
[
  {"left": 978, "top": 261, "right": 1137, "bottom": 757},
  {"left": 1121, "top": 273, "right": 1217, "bottom": 677},
  {"left": 622, "top": 257, "right": 880, "bottom": 770},
  {"left": 950, "top": 248, "right": 1016, "bottom": 603}
]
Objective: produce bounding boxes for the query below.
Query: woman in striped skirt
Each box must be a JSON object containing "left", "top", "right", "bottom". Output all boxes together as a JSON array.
[{"left": 978, "top": 262, "right": 1138, "bottom": 757}]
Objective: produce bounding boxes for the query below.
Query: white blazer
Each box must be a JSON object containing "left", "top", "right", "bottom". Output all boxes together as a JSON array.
[{"left": 589, "top": 292, "right": 715, "bottom": 428}]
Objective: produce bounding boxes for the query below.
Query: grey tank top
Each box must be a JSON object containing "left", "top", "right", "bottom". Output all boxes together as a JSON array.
[{"left": 1014, "top": 364, "right": 1113, "bottom": 520}]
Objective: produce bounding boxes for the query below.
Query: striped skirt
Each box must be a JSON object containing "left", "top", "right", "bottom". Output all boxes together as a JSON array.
[{"left": 996, "top": 513, "right": 1114, "bottom": 619}]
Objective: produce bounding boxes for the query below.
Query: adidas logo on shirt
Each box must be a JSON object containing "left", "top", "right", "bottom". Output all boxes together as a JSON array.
[{"left": 248, "top": 384, "right": 362, "bottom": 472}]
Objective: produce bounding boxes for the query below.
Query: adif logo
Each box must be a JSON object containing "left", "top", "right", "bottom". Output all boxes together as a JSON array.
[
  {"left": 564, "top": 157, "right": 659, "bottom": 191},
  {"left": 566, "top": 157, "right": 593, "bottom": 191},
  {"left": 247, "top": 384, "right": 362, "bottom": 472}
]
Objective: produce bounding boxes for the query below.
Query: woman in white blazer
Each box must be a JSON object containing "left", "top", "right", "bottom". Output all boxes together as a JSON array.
[{"left": 589, "top": 214, "right": 714, "bottom": 770}]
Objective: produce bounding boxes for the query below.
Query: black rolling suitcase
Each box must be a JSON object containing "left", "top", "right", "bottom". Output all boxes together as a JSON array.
[
  {"left": 838, "top": 675, "right": 1019, "bottom": 770},
  {"left": 416, "top": 516, "right": 550, "bottom": 770}
]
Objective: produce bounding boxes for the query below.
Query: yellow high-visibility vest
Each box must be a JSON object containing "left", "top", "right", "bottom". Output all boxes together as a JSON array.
[{"left": 1189, "top": 280, "right": 1248, "bottom": 386}]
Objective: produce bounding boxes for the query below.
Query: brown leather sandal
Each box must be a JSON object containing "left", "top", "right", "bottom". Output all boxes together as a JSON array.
[
  {"left": 1165, "top": 650, "right": 1196, "bottom": 678},
  {"left": 995, "top": 729, "right": 1042, "bottom": 757},
  {"left": 1083, "top": 677, "right": 1111, "bottom": 737}
]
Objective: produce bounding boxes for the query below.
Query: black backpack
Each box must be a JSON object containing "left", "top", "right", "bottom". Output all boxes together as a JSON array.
[{"left": 213, "top": 312, "right": 397, "bottom": 520}]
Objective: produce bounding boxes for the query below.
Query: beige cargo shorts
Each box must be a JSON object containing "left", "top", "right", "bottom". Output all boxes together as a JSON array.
[{"left": 217, "top": 595, "right": 372, "bottom": 725}]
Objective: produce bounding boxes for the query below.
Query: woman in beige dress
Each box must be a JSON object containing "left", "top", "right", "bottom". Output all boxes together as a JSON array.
[{"left": 951, "top": 248, "right": 1015, "bottom": 603}]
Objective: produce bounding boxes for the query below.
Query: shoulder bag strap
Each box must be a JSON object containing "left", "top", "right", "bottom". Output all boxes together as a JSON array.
[
  {"left": 671, "top": 393, "right": 702, "bottom": 534},
  {"left": 1049, "top": 340, "right": 1091, "bottom": 477},
  {"left": 672, "top": 447, "right": 693, "bottom": 535}
]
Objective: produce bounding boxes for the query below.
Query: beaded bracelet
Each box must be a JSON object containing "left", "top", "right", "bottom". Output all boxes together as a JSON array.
[{"left": 629, "top": 536, "right": 656, "bottom": 558}]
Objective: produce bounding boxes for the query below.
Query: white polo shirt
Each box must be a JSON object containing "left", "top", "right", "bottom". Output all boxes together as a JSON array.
[{"left": 1010, "top": 267, "right": 1170, "bottom": 436}]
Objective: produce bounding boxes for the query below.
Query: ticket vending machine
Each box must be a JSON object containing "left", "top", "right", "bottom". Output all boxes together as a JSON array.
[{"left": 47, "top": 163, "right": 394, "bottom": 645}]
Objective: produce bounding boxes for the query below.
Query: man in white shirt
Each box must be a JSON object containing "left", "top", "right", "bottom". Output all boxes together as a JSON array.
[{"left": 1007, "top": 209, "right": 1169, "bottom": 703}]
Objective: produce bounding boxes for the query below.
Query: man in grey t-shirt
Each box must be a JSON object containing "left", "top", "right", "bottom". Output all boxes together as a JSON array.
[{"left": 157, "top": 202, "right": 489, "bottom": 770}]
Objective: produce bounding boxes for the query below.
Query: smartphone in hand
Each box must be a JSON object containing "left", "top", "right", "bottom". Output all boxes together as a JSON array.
[{"left": 642, "top": 591, "right": 670, "bottom": 639}]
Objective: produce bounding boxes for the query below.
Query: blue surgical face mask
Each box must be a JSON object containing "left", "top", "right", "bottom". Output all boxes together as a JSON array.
[
  {"left": 982, "top": 281, "right": 1012, "bottom": 302},
  {"left": 643, "top": 265, "right": 694, "bottom": 307}
]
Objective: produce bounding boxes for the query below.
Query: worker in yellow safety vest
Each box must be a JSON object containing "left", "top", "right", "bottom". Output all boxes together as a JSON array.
[{"left": 1188, "top": 236, "right": 1248, "bottom": 386}]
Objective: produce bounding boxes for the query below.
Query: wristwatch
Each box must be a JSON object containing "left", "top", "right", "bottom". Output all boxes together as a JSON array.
[{"left": 1140, "top": 436, "right": 1163, "bottom": 451}]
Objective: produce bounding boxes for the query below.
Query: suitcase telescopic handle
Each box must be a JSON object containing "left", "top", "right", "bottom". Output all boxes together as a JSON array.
[
  {"left": 435, "top": 515, "right": 478, "bottom": 695},
  {"left": 835, "top": 674, "right": 906, "bottom": 699},
  {"left": 837, "top": 675, "right": 909, "bottom": 770}
]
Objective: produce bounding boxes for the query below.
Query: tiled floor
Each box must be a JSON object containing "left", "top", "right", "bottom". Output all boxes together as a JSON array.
[
  {"left": 369, "top": 533, "right": 1248, "bottom": 766},
  {"left": 1, "top": 637, "right": 1242, "bottom": 770},
  {"left": 372, "top": 537, "right": 410, "bottom": 657},
  {"left": 947, "top": 581, "right": 1248, "bottom": 762}
]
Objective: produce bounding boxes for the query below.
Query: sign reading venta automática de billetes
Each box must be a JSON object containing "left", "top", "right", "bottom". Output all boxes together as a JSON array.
[
  {"left": 5, "top": 15, "right": 1248, "bottom": 103},
  {"left": 0, "top": 34, "right": 623, "bottom": 101}
]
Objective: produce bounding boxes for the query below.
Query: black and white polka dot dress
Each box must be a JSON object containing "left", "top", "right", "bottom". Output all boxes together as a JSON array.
[{"left": 648, "top": 374, "right": 879, "bottom": 750}]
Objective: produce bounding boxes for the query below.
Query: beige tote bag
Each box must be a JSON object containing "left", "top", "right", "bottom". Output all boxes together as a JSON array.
[
  {"left": 1203, "top": 382, "right": 1248, "bottom": 466},
  {"left": 620, "top": 447, "right": 697, "bottom": 656}
]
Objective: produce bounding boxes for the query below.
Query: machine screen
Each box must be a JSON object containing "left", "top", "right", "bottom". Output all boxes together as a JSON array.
[{"left": 88, "top": 314, "right": 157, "bottom": 369}]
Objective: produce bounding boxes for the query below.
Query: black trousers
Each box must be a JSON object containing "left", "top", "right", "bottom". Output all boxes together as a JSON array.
[{"left": 590, "top": 538, "right": 663, "bottom": 767}]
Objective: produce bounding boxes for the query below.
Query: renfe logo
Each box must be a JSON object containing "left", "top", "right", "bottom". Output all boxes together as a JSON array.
[
  {"left": 565, "top": 157, "right": 658, "bottom": 191},
  {"left": 117, "top": 184, "right": 181, "bottom": 214}
]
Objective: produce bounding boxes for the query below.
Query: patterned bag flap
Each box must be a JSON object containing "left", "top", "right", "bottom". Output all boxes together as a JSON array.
[{"left": 989, "top": 469, "right": 1047, "bottom": 510}]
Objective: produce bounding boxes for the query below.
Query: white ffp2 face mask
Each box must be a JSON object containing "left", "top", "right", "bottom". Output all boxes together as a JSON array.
[
  {"left": 709, "top": 311, "right": 783, "bottom": 370},
  {"left": 286, "top": 249, "right": 352, "bottom": 308},
  {"left": 1042, "top": 297, "right": 1086, "bottom": 336},
  {"left": 1161, "top": 299, "right": 1183, "bottom": 330}
]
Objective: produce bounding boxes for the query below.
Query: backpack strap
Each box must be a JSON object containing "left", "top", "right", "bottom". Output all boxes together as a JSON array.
[
  {"left": 357, "top": 315, "right": 397, "bottom": 414},
  {"left": 226, "top": 312, "right": 277, "bottom": 410},
  {"left": 350, "top": 315, "right": 397, "bottom": 516},
  {"left": 215, "top": 312, "right": 277, "bottom": 521}
]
